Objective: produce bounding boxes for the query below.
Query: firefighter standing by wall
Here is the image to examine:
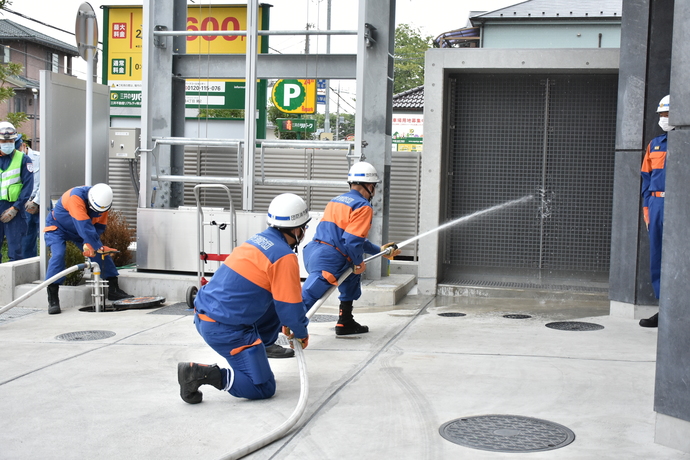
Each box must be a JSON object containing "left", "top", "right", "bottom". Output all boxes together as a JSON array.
[
  {"left": 0, "top": 122, "right": 33, "bottom": 262},
  {"left": 639, "top": 95, "right": 672, "bottom": 328}
]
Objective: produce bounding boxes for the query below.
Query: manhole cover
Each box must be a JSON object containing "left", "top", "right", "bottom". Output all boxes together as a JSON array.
[
  {"left": 56, "top": 330, "right": 116, "bottom": 341},
  {"left": 311, "top": 314, "right": 338, "bottom": 322},
  {"left": 545, "top": 321, "right": 604, "bottom": 331},
  {"left": 438, "top": 312, "right": 466, "bottom": 317},
  {"left": 111, "top": 296, "right": 166, "bottom": 310},
  {"left": 504, "top": 314, "right": 532, "bottom": 319},
  {"left": 439, "top": 414, "right": 575, "bottom": 452}
]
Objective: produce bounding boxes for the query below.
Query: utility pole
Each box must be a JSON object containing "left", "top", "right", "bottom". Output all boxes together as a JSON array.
[
  {"left": 324, "top": 0, "right": 332, "bottom": 134},
  {"left": 305, "top": 23, "right": 312, "bottom": 54}
]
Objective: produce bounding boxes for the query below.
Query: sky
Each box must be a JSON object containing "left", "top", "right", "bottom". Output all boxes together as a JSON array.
[{"left": 2, "top": 0, "right": 516, "bottom": 112}]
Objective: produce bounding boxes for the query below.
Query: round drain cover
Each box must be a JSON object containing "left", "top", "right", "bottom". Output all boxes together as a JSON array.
[
  {"left": 56, "top": 330, "right": 116, "bottom": 341},
  {"left": 439, "top": 414, "right": 575, "bottom": 452},
  {"left": 504, "top": 314, "right": 531, "bottom": 319},
  {"left": 311, "top": 314, "right": 338, "bottom": 323},
  {"left": 111, "top": 296, "right": 166, "bottom": 310},
  {"left": 545, "top": 321, "right": 604, "bottom": 331},
  {"left": 438, "top": 312, "right": 466, "bottom": 317}
]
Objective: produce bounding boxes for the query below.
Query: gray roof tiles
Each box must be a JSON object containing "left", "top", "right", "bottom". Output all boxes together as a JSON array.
[
  {"left": 0, "top": 19, "right": 79, "bottom": 56},
  {"left": 392, "top": 85, "right": 424, "bottom": 110}
]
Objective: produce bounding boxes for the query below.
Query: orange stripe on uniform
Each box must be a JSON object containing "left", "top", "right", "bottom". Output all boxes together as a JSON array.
[
  {"left": 322, "top": 270, "right": 337, "bottom": 285},
  {"left": 650, "top": 151, "right": 666, "bottom": 170},
  {"left": 62, "top": 190, "right": 91, "bottom": 221},
  {"left": 230, "top": 338, "right": 262, "bottom": 356},
  {"left": 270, "top": 254, "right": 303, "bottom": 304},
  {"left": 92, "top": 211, "right": 108, "bottom": 226},
  {"left": 224, "top": 244, "right": 272, "bottom": 291},
  {"left": 322, "top": 201, "right": 352, "bottom": 231},
  {"left": 43, "top": 225, "right": 57, "bottom": 233},
  {"left": 345, "top": 206, "right": 373, "bottom": 238}
]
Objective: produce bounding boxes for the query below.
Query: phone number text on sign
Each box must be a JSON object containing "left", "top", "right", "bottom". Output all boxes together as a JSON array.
[{"left": 186, "top": 81, "right": 225, "bottom": 92}]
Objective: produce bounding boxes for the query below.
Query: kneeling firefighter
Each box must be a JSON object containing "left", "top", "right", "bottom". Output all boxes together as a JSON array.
[
  {"left": 44, "top": 184, "right": 132, "bottom": 314},
  {"left": 178, "top": 193, "right": 311, "bottom": 403}
]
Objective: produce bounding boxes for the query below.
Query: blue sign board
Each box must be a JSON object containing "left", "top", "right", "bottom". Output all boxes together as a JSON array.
[
  {"left": 317, "top": 94, "right": 327, "bottom": 105},
  {"left": 317, "top": 79, "right": 327, "bottom": 90}
]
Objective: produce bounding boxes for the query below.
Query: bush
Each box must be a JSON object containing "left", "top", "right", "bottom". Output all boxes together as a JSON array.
[
  {"left": 101, "top": 210, "right": 135, "bottom": 267},
  {"left": 62, "top": 241, "right": 85, "bottom": 286}
]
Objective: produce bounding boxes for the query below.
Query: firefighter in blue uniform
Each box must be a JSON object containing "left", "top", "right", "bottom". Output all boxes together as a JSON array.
[
  {"left": 178, "top": 193, "right": 311, "bottom": 403},
  {"left": 301, "top": 162, "right": 400, "bottom": 336},
  {"left": 44, "top": 184, "right": 132, "bottom": 315},
  {"left": 639, "top": 95, "right": 672, "bottom": 328},
  {"left": 0, "top": 122, "right": 33, "bottom": 262}
]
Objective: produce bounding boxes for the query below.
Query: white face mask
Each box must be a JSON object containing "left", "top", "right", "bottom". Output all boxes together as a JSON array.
[
  {"left": 659, "top": 117, "right": 674, "bottom": 132},
  {"left": 0, "top": 143, "right": 14, "bottom": 155}
]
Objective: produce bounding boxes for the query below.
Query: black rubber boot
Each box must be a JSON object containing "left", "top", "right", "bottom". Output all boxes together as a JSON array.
[
  {"left": 177, "top": 362, "right": 223, "bottom": 404},
  {"left": 336, "top": 301, "right": 369, "bottom": 335},
  {"left": 265, "top": 343, "right": 294, "bottom": 359},
  {"left": 107, "top": 277, "right": 133, "bottom": 301},
  {"left": 47, "top": 284, "right": 61, "bottom": 315},
  {"left": 639, "top": 312, "right": 659, "bottom": 328}
]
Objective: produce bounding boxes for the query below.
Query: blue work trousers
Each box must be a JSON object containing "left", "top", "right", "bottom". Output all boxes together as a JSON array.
[
  {"left": 22, "top": 210, "right": 40, "bottom": 258},
  {"left": 301, "top": 242, "right": 361, "bottom": 309},
  {"left": 648, "top": 196, "right": 664, "bottom": 299},
  {"left": 194, "top": 305, "right": 282, "bottom": 400},
  {"left": 0, "top": 201, "right": 27, "bottom": 262},
  {"left": 44, "top": 229, "right": 119, "bottom": 283}
]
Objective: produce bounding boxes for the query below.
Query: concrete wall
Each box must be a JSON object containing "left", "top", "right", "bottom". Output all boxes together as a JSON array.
[{"left": 419, "top": 47, "right": 619, "bottom": 296}]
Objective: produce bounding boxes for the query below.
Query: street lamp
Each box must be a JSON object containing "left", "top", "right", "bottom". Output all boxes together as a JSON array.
[{"left": 31, "top": 87, "right": 38, "bottom": 150}]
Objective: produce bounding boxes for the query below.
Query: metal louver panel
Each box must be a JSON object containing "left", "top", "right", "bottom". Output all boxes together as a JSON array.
[
  {"left": 108, "top": 158, "right": 139, "bottom": 230},
  {"left": 443, "top": 73, "right": 617, "bottom": 282}
]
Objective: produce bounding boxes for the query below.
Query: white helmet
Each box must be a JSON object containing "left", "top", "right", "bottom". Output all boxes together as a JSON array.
[
  {"left": 0, "top": 121, "right": 18, "bottom": 140},
  {"left": 87, "top": 183, "right": 113, "bottom": 212},
  {"left": 347, "top": 161, "right": 381, "bottom": 184},
  {"left": 657, "top": 95, "right": 670, "bottom": 113},
  {"left": 267, "top": 193, "right": 311, "bottom": 228}
]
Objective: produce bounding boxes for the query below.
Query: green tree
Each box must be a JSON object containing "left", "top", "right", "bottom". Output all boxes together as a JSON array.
[
  {"left": 0, "top": 59, "right": 28, "bottom": 128},
  {"left": 394, "top": 24, "right": 432, "bottom": 94},
  {"left": 197, "top": 108, "right": 244, "bottom": 119}
]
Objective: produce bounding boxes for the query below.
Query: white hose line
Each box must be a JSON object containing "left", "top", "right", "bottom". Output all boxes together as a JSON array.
[
  {"left": 216, "top": 340, "right": 308, "bottom": 460},
  {"left": 0, "top": 262, "right": 96, "bottom": 315}
]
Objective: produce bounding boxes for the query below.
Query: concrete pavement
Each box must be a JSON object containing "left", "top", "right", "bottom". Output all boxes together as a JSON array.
[{"left": 1, "top": 290, "right": 687, "bottom": 459}]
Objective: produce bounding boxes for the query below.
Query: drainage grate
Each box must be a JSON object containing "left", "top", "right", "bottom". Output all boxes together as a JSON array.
[
  {"left": 311, "top": 314, "right": 338, "bottom": 323},
  {"left": 439, "top": 414, "right": 575, "bottom": 452},
  {"left": 438, "top": 312, "right": 466, "bottom": 317},
  {"left": 442, "top": 279, "right": 608, "bottom": 293},
  {"left": 545, "top": 321, "right": 604, "bottom": 331},
  {"left": 56, "top": 330, "right": 116, "bottom": 341},
  {"left": 504, "top": 314, "right": 532, "bottom": 319}
]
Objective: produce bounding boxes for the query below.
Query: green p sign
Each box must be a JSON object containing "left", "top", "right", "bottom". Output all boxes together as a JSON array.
[{"left": 272, "top": 79, "right": 316, "bottom": 114}]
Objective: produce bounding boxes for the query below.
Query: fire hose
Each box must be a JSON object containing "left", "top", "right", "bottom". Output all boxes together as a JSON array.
[
  {"left": 216, "top": 194, "right": 535, "bottom": 460},
  {"left": 0, "top": 260, "right": 102, "bottom": 315}
]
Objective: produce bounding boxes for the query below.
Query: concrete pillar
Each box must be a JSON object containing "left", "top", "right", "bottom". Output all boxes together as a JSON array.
[
  {"left": 653, "top": 1, "right": 690, "bottom": 452},
  {"left": 354, "top": 0, "right": 395, "bottom": 279},
  {"left": 609, "top": 0, "right": 673, "bottom": 316}
]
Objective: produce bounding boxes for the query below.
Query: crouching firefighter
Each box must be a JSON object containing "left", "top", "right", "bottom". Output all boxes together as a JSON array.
[
  {"left": 178, "top": 193, "right": 311, "bottom": 403},
  {"left": 44, "top": 184, "right": 132, "bottom": 314}
]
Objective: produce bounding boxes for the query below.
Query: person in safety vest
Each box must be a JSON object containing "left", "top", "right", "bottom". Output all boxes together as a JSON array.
[
  {"left": 16, "top": 135, "right": 41, "bottom": 258},
  {"left": 301, "top": 161, "right": 401, "bottom": 336},
  {"left": 639, "top": 95, "right": 672, "bottom": 328},
  {"left": 0, "top": 122, "right": 33, "bottom": 262},
  {"left": 178, "top": 193, "right": 311, "bottom": 403},
  {"left": 44, "top": 184, "right": 132, "bottom": 315}
]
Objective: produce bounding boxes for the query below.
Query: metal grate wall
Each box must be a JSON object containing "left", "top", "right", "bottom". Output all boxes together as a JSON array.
[{"left": 443, "top": 73, "right": 617, "bottom": 279}]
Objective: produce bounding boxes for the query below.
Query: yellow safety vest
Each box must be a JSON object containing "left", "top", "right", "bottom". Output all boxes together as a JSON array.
[{"left": 0, "top": 150, "right": 24, "bottom": 202}]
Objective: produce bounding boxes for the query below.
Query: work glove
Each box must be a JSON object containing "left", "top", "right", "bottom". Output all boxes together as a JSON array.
[
  {"left": 282, "top": 326, "right": 309, "bottom": 349},
  {"left": 381, "top": 242, "right": 401, "bottom": 260},
  {"left": 24, "top": 200, "right": 39, "bottom": 215},
  {"left": 353, "top": 262, "right": 366, "bottom": 275},
  {"left": 82, "top": 243, "right": 96, "bottom": 258},
  {"left": 0, "top": 206, "right": 17, "bottom": 223}
]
